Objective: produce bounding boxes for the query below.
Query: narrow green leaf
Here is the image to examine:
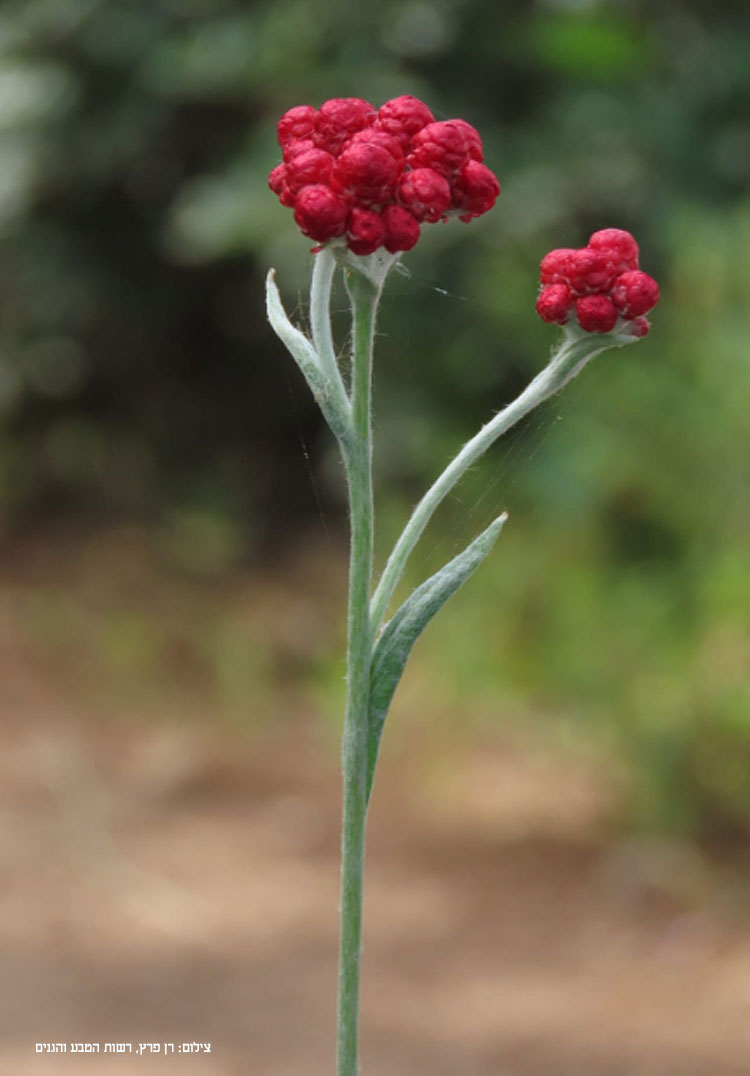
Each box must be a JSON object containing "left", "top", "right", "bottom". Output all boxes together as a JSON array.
[
  {"left": 266, "top": 269, "right": 351, "bottom": 443},
  {"left": 366, "top": 512, "right": 508, "bottom": 801}
]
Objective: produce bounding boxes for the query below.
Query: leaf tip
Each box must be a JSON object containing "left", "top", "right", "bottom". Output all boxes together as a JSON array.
[
  {"left": 487, "top": 511, "right": 509, "bottom": 542},
  {"left": 265, "top": 268, "right": 286, "bottom": 329}
]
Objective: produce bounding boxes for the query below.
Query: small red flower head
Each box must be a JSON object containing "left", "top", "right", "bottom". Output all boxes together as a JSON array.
[
  {"left": 451, "top": 160, "right": 501, "bottom": 219},
  {"left": 313, "top": 98, "right": 377, "bottom": 155},
  {"left": 277, "top": 105, "right": 317, "bottom": 147},
  {"left": 536, "top": 284, "right": 573, "bottom": 325},
  {"left": 536, "top": 230, "right": 658, "bottom": 337},
  {"left": 610, "top": 270, "right": 660, "bottom": 317},
  {"left": 332, "top": 142, "right": 400, "bottom": 207},
  {"left": 397, "top": 168, "right": 451, "bottom": 222},
  {"left": 376, "top": 95, "right": 435, "bottom": 150},
  {"left": 381, "top": 205, "right": 420, "bottom": 253},
  {"left": 407, "top": 121, "right": 470, "bottom": 178},
  {"left": 576, "top": 295, "right": 618, "bottom": 333},
  {"left": 293, "top": 185, "right": 349, "bottom": 242}
]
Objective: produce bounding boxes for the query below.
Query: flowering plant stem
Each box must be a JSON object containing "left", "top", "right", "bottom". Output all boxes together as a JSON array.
[
  {"left": 266, "top": 248, "right": 641, "bottom": 1076},
  {"left": 337, "top": 268, "right": 379, "bottom": 1076}
]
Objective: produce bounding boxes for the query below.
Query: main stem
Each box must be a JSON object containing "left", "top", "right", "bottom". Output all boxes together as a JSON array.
[{"left": 337, "top": 270, "right": 379, "bottom": 1076}]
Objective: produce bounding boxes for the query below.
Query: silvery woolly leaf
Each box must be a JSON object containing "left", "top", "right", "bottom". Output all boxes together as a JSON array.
[
  {"left": 266, "top": 269, "right": 351, "bottom": 443},
  {"left": 366, "top": 512, "right": 507, "bottom": 801}
]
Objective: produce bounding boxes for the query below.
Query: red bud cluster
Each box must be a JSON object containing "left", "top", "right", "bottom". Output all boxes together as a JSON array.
[
  {"left": 270, "top": 96, "right": 500, "bottom": 254},
  {"left": 536, "top": 230, "right": 659, "bottom": 336}
]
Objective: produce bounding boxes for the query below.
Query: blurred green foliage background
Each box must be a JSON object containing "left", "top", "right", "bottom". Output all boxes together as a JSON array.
[{"left": 0, "top": 0, "right": 748, "bottom": 838}]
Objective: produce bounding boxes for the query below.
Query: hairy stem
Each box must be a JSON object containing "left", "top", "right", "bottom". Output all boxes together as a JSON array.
[
  {"left": 337, "top": 269, "right": 380, "bottom": 1076},
  {"left": 370, "top": 332, "right": 613, "bottom": 630},
  {"left": 310, "top": 246, "right": 350, "bottom": 416}
]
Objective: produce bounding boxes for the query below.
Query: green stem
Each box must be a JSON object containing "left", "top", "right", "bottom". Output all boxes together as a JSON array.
[
  {"left": 337, "top": 269, "right": 380, "bottom": 1076},
  {"left": 310, "top": 246, "right": 350, "bottom": 417},
  {"left": 370, "top": 331, "right": 618, "bottom": 630}
]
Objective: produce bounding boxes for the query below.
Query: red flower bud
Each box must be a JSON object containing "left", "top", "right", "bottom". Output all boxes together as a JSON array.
[
  {"left": 407, "top": 121, "right": 470, "bottom": 177},
  {"left": 283, "top": 138, "right": 316, "bottom": 163},
  {"left": 610, "top": 270, "right": 660, "bottom": 317},
  {"left": 345, "top": 127, "right": 405, "bottom": 167},
  {"left": 381, "top": 205, "right": 420, "bottom": 253},
  {"left": 268, "top": 164, "right": 287, "bottom": 196},
  {"left": 285, "top": 149, "right": 335, "bottom": 196},
  {"left": 576, "top": 294, "right": 618, "bottom": 333},
  {"left": 332, "top": 142, "right": 400, "bottom": 207},
  {"left": 627, "top": 316, "right": 651, "bottom": 338},
  {"left": 346, "top": 207, "right": 386, "bottom": 255},
  {"left": 588, "top": 228, "right": 639, "bottom": 272},
  {"left": 449, "top": 119, "right": 484, "bottom": 162},
  {"left": 566, "top": 248, "right": 617, "bottom": 295},
  {"left": 376, "top": 95, "right": 435, "bottom": 150},
  {"left": 314, "top": 98, "right": 377, "bottom": 155},
  {"left": 277, "top": 105, "right": 317, "bottom": 147},
  {"left": 397, "top": 168, "right": 451, "bottom": 223},
  {"left": 536, "top": 284, "right": 573, "bottom": 325},
  {"left": 451, "top": 160, "right": 500, "bottom": 219},
  {"left": 293, "top": 184, "right": 349, "bottom": 242},
  {"left": 539, "top": 249, "right": 576, "bottom": 286}
]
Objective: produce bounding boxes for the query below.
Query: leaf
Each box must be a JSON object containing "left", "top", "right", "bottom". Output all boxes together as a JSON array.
[
  {"left": 366, "top": 512, "right": 508, "bottom": 801},
  {"left": 265, "top": 269, "right": 351, "bottom": 443}
]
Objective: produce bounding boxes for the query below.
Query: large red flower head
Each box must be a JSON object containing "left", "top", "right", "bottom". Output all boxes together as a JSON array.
[
  {"left": 536, "top": 230, "right": 659, "bottom": 337},
  {"left": 269, "top": 96, "right": 500, "bottom": 256}
]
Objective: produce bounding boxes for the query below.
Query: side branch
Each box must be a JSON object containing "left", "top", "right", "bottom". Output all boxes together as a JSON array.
[{"left": 370, "top": 330, "right": 633, "bottom": 630}]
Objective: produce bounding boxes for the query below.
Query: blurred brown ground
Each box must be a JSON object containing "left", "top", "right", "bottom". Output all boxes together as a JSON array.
[{"left": 2, "top": 531, "right": 750, "bottom": 1076}]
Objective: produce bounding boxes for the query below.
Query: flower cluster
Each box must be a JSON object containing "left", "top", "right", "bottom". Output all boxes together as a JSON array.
[
  {"left": 536, "top": 229, "right": 659, "bottom": 337},
  {"left": 269, "top": 96, "right": 501, "bottom": 254}
]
